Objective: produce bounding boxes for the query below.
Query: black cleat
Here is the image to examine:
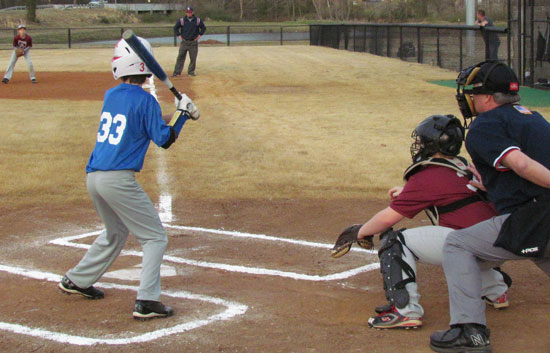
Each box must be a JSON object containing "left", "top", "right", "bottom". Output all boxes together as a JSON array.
[
  {"left": 58, "top": 275, "right": 104, "bottom": 299},
  {"left": 430, "top": 324, "right": 491, "bottom": 352},
  {"left": 2, "top": 78, "right": 8, "bottom": 84},
  {"left": 31, "top": 78, "right": 37, "bottom": 84},
  {"left": 133, "top": 300, "right": 174, "bottom": 320},
  {"left": 188, "top": 72, "right": 196, "bottom": 76}
]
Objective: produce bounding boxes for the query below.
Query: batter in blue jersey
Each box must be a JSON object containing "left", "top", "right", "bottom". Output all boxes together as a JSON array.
[{"left": 58, "top": 37, "right": 200, "bottom": 321}]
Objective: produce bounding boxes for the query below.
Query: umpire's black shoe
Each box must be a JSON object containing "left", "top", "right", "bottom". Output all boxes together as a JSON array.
[
  {"left": 430, "top": 324, "right": 491, "bottom": 353},
  {"left": 133, "top": 300, "right": 174, "bottom": 320},
  {"left": 58, "top": 275, "right": 104, "bottom": 299},
  {"left": 171, "top": 73, "right": 180, "bottom": 78}
]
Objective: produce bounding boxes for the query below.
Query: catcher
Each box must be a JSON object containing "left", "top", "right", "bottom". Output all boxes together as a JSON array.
[
  {"left": 2, "top": 24, "right": 36, "bottom": 84},
  {"left": 332, "top": 114, "right": 511, "bottom": 329}
]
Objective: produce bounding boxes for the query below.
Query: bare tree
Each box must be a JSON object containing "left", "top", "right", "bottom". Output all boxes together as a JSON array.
[
  {"left": 311, "top": 0, "right": 352, "bottom": 20},
  {"left": 26, "top": 0, "right": 36, "bottom": 23}
]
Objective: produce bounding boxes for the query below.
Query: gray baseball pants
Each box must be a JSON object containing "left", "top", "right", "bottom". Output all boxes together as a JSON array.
[
  {"left": 396, "top": 226, "right": 508, "bottom": 318},
  {"left": 66, "top": 170, "right": 167, "bottom": 301},
  {"left": 3, "top": 49, "right": 35, "bottom": 81},
  {"left": 173, "top": 40, "right": 198, "bottom": 75},
  {"left": 443, "top": 214, "right": 550, "bottom": 326}
]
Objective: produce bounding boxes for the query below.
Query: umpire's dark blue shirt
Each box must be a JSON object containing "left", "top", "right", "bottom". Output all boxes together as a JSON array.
[
  {"left": 174, "top": 15, "right": 206, "bottom": 41},
  {"left": 466, "top": 104, "right": 550, "bottom": 214}
]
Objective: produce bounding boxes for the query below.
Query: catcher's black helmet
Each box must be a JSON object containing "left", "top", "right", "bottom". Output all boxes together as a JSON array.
[{"left": 410, "top": 114, "right": 465, "bottom": 162}]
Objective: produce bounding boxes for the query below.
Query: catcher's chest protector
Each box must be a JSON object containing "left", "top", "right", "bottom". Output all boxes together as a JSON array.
[{"left": 403, "top": 157, "right": 480, "bottom": 226}]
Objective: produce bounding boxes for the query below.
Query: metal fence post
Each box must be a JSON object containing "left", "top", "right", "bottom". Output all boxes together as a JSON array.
[
  {"left": 280, "top": 26, "right": 283, "bottom": 45},
  {"left": 353, "top": 25, "right": 357, "bottom": 51},
  {"left": 399, "top": 26, "right": 403, "bottom": 60},
  {"left": 68, "top": 28, "right": 71, "bottom": 49},
  {"left": 120, "top": 27, "right": 124, "bottom": 38},
  {"left": 374, "top": 26, "right": 378, "bottom": 55},
  {"left": 227, "top": 26, "right": 230, "bottom": 47},
  {"left": 363, "top": 25, "right": 367, "bottom": 53},
  {"left": 507, "top": 0, "right": 511, "bottom": 67},
  {"left": 437, "top": 28, "right": 441, "bottom": 67},
  {"left": 459, "top": 29, "right": 463, "bottom": 71},
  {"left": 386, "top": 26, "right": 390, "bottom": 57},
  {"left": 417, "top": 27, "right": 421, "bottom": 63}
]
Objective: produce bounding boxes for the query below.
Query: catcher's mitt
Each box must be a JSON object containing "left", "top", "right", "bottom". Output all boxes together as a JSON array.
[
  {"left": 331, "top": 224, "right": 374, "bottom": 258},
  {"left": 15, "top": 48, "right": 24, "bottom": 57}
]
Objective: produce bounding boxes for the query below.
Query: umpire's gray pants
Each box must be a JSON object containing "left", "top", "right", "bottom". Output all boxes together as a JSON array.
[
  {"left": 443, "top": 214, "right": 550, "bottom": 326},
  {"left": 3, "top": 49, "right": 35, "bottom": 81},
  {"left": 173, "top": 40, "right": 198, "bottom": 75},
  {"left": 67, "top": 170, "right": 167, "bottom": 301},
  {"left": 397, "top": 226, "right": 507, "bottom": 318}
]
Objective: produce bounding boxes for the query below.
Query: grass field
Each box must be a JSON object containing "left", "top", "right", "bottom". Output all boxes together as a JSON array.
[{"left": 1, "top": 45, "right": 549, "bottom": 211}]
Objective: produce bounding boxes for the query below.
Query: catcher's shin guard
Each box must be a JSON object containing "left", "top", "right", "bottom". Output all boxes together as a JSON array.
[{"left": 378, "top": 229, "right": 416, "bottom": 309}]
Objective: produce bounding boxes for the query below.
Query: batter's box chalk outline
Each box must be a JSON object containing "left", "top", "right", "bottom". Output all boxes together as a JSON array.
[
  {"left": 0, "top": 264, "right": 247, "bottom": 346},
  {"left": 49, "top": 225, "right": 380, "bottom": 282}
]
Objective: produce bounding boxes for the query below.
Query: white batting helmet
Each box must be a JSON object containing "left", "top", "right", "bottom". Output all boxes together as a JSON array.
[{"left": 111, "top": 37, "right": 153, "bottom": 80}]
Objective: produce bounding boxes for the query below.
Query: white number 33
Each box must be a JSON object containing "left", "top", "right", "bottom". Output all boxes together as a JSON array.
[{"left": 97, "top": 112, "right": 127, "bottom": 145}]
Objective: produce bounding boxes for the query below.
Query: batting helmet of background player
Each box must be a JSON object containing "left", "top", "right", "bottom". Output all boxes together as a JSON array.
[
  {"left": 111, "top": 37, "right": 153, "bottom": 80},
  {"left": 410, "top": 114, "right": 465, "bottom": 162},
  {"left": 456, "top": 60, "right": 519, "bottom": 126}
]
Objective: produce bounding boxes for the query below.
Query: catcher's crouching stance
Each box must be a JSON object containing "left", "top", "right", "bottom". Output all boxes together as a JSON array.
[{"left": 332, "top": 115, "right": 511, "bottom": 329}]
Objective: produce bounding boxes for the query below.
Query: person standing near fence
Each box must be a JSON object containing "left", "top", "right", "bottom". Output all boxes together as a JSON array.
[
  {"left": 2, "top": 24, "right": 36, "bottom": 84},
  {"left": 476, "top": 9, "right": 501, "bottom": 61},
  {"left": 172, "top": 6, "right": 206, "bottom": 77}
]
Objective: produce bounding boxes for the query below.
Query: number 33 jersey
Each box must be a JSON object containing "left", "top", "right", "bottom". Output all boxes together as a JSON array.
[{"left": 86, "top": 83, "right": 172, "bottom": 173}]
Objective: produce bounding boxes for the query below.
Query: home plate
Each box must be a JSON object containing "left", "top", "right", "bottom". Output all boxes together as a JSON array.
[{"left": 103, "top": 264, "right": 177, "bottom": 281}]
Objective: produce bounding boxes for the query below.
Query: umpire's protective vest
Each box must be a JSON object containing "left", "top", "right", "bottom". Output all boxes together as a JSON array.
[{"left": 403, "top": 156, "right": 485, "bottom": 225}]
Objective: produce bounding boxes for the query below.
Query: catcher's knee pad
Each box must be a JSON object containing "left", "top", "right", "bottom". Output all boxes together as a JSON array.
[{"left": 378, "top": 228, "right": 416, "bottom": 309}]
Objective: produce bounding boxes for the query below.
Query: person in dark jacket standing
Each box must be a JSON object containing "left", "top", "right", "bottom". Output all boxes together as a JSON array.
[
  {"left": 476, "top": 9, "right": 500, "bottom": 60},
  {"left": 172, "top": 6, "right": 206, "bottom": 77}
]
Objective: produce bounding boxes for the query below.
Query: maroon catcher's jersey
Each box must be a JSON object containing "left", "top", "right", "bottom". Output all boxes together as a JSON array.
[{"left": 390, "top": 164, "right": 497, "bottom": 230}]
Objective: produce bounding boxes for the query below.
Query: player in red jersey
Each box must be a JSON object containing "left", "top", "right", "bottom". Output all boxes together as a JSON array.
[
  {"left": 2, "top": 24, "right": 36, "bottom": 84},
  {"left": 353, "top": 115, "right": 510, "bottom": 329}
]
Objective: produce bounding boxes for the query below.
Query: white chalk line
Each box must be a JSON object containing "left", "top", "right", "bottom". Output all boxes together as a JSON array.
[
  {"left": 0, "top": 264, "right": 247, "bottom": 346},
  {"left": 49, "top": 226, "right": 380, "bottom": 281},
  {"left": 146, "top": 76, "right": 174, "bottom": 224}
]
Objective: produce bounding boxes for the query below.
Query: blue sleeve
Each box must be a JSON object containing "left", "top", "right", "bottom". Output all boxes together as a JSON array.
[{"left": 141, "top": 95, "right": 172, "bottom": 148}]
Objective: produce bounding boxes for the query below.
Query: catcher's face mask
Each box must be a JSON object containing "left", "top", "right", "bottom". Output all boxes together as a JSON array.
[{"left": 456, "top": 64, "right": 482, "bottom": 127}]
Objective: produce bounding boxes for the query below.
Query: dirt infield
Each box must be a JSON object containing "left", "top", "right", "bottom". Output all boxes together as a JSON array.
[
  {"left": 1, "top": 199, "right": 550, "bottom": 353},
  {"left": 1, "top": 47, "right": 550, "bottom": 352}
]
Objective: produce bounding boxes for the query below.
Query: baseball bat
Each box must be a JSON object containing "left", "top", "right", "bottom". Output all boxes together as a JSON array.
[{"left": 122, "top": 30, "right": 182, "bottom": 100}]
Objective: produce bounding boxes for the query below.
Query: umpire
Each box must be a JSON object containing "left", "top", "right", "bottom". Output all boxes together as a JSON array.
[
  {"left": 172, "top": 6, "right": 206, "bottom": 77},
  {"left": 429, "top": 61, "right": 550, "bottom": 352}
]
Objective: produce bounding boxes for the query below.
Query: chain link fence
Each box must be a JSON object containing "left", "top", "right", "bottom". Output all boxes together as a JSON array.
[
  {"left": 0, "top": 24, "right": 310, "bottom": 49},
  {"left": 310, "top": 23, "right": 508, "bottom": 73}
]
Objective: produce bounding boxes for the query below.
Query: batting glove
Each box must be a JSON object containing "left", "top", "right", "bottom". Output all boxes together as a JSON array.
[{"left": 175, "top": 93, "right": 200, "bottom": 120}]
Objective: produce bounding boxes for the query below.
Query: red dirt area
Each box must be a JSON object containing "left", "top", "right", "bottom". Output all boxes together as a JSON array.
[
  {"left": 0, "top": 199, "right": 549, "bottom": 353},
  {"left": 200, "top": 39, "right": 225, "bottom": 45},
  {"left": 0, "top": 72, "right": 194, "bottom": 101}
]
